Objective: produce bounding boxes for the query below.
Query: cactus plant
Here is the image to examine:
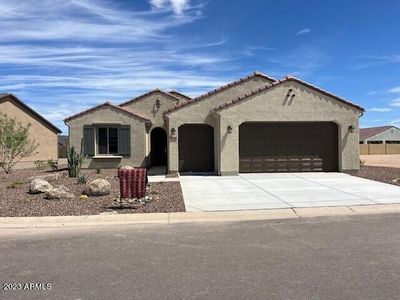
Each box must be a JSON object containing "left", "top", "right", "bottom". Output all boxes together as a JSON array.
[{"left": 67, "top": 143, "right": 85, "bottom": 178}]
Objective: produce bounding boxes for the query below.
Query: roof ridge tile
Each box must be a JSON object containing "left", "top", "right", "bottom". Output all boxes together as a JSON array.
[
  {"left": 164, "top": 71, "right": 277, "bottom": 115},
  {"left": 64, "top": 102, "right": 151, "bottom": 123},
  {"left": 213, "top": 77, "right": 364, "bottom": 113},
  {"left": 119, "top": 89, "right": 181, "bottom": 107}
]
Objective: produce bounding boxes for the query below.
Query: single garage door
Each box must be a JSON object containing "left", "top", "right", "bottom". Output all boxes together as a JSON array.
[
  {"left": 179, "top": 124, "right": 214, "bottom": 172},
  {"left": 239, "top": 122, "right": 338, "bottom": 172}
]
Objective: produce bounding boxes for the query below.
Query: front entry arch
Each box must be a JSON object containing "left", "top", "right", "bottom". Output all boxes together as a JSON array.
[{"left": 150, "top": 127, "right": 167, "bottom": 166}]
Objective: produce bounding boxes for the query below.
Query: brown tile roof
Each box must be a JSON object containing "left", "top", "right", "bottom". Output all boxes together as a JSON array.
[
  {"left": 119, "top": 89, "right": 182, "bottom": 107},
  {"left": 164, "top": 71, "right": 277, "bottom": 115},
  {"left": 0, "top": 93, "right": 62, "bottom": 133},
  {"left": 213, "top": 76, "right": 365, "bottom": 113},
  {"left": 168, "top": 90, "right": 192, "bottom": 101},
  {"left": 64, "top": 101, "right": 151, "bottom": 123},
  {"left": 360, "top": 126, "right": 393, "bottom": 140}
]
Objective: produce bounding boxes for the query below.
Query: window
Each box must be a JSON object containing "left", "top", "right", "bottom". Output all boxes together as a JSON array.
[
  {"left": 386, "top": 140, "right": 400, "bottom": 144},
  {"left": 97, "top": 127, "right": 119, "bottom": 155},
  {"left": 367, "top": 141, "right": 383, "bottom": 144}
]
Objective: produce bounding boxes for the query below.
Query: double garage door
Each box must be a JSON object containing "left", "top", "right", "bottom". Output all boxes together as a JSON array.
[{"left": 239, "top": 122, "right": 338, "bottom": 172}]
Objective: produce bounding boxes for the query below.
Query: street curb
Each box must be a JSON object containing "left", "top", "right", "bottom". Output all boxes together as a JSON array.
[{"left": 1, "top": 204, "right": 400, "bottom": 228}]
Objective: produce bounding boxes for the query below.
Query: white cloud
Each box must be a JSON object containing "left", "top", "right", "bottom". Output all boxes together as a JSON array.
[
  {"left": 369, "top": 107, "right": 392, "bottom": 112},
  {"left": 296, "top": 28, "right": 311, "bottom": 35},
  {"left": 390, "top": 98, "right": 400, "bottom": 107},
  {"left": 0, "top": 0, "right": 234, "bottom": 133},
  {"left": 149, "top": 0, "right": 190, "bottom": 15},
  {"left": 389, "top": 86, "right": 400, "bottom": 94},
  {"left": 170, "top": 0, "right": 189, "bottom": 14},
  {"left": 150, "top": 0, "right": 167, "bottom": 9},
  {"left": 0, "top": 1, "right": 200, "bottom": 42}
]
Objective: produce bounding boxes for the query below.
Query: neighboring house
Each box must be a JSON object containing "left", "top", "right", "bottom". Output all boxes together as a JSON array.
[
  {"left": 360, "top": 126, "right": 400, "bottom": 144},
  {"left": 64, "top": 72, "right": 364, "bottom": 174},
  {"left": 0, "top": 93, "right": 61, "bottom": 163}
]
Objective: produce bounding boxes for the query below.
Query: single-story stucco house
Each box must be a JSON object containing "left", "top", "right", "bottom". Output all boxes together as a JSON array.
[
  {"left": 360, "top": 126, "right": 400, "bottom": 144},
  {"left": 64, "top": 72, "right": 364, "bottom": 175},
  {"left": 0, "top": 93, "right": 61, "bottom": 164}
]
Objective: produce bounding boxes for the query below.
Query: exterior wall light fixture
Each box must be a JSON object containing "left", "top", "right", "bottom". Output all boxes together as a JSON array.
[
  {"left": 348, "top": 125, "right": 355, "bottom": 133},
  {"left": 171, "top": 128, "right": 176, "bottom": 136},
  {"left": 227, "top": 125, "right": 233, "bottom": 134}
]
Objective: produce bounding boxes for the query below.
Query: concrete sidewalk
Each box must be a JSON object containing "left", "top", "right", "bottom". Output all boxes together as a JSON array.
[{"left": 1, "top": 204, "right": 400, "bottom": 229}]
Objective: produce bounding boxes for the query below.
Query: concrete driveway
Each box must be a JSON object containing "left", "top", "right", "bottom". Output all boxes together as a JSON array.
[{"left": 180, "top": 173, "right": 400, "bottom": 211}]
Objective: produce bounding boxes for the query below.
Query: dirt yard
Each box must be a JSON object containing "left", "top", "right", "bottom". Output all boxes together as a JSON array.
[
  {"left": 346, "top": 165, "right": 400, "bottom": 187},
  {"left": 0, "top": 168, "right": 185, "bottom": 217},
  {"left": 360, "top": 154, "right": 400, "bottom": 168}
]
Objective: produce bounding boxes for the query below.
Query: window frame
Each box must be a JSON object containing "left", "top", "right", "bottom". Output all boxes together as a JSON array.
[{"left": 96, "top": 126, "right": 120, "bottom": 156}]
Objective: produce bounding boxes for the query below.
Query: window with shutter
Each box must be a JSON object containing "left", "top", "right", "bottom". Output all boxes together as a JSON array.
[
  {"left": 118, "top": 125, "right": 131, "bottom": 156},
  {"left": 83, "top": 126, "right": 95, "bottom": 156},
  {"left": 84, "top": 125, "right": 131, "bottom": 156}
]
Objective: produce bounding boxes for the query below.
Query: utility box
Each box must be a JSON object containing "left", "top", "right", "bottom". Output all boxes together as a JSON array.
[{"left": 118, "top": 168, "right": 147, "bottom": 199}]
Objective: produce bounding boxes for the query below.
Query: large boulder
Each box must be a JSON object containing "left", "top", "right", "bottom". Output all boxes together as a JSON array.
[
  {"left": 45, "top": 185, "right": 74, "bottom": 199},
  {"left": 84, "top": 179, "right": 111, "bottom": 196},
  {"left": 29, "top": 179, "right": 53, "bottom": 194}
]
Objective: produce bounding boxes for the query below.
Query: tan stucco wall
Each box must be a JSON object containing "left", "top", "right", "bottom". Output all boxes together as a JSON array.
[
  {"left": 166, "top": 76, "right": 276, "bottom": 173},
  {"left": 216, "top": 81, "right": 361, "bottom": 174},
  {"left": 66, "top": 106, "right": 147, "bottom": 169},
  {"left": 0, "top": 97, "right": 58, "bottom": 162},
  {"left": 121, "top": 92, "right": 184, "bottom": 158},
  {"left": 121, "top": 92, "right": 182, "bottom": 129}
]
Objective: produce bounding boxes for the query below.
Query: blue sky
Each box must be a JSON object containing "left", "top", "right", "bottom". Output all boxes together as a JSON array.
[{"left": 0, "top": 0, "right": 399, "bottom": 133}]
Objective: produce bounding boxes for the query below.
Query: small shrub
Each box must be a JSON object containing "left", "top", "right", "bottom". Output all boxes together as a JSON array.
[
  {"left": 0, "top": 114, "right": 38, "bottom": 174},
  {"left": 34, "top": 160, "right": 47, "bottom": 170},
  {"left": 77, "top": 175, "right": 87, "bottom": 185},
  {"left": 7, "top": 180, "right": 26, "bottom": 189},
  {"left": 360, "top": 160, "right": 365, "bottom": 166},
  {"left": 96, "top": 167, "right": 101, "bottom": 174},
  {"left": 47, "top": 159, "right": 58, "bottom": 170}
]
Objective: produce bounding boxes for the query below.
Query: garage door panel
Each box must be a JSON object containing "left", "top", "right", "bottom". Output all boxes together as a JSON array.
[
  {"left": 179, "top": 124, "right": 214, "bottom": 172},
  {"left": 239, "top": 122, "right": 338, "bottom": 173}
]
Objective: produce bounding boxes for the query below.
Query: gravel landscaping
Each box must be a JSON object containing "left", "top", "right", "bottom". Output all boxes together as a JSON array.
[
  {"left": 0, "top": 168, "right": 185, "bottom": 217},
  {"left": 346, "top": 165, "right": 400, "bottom": 186}
]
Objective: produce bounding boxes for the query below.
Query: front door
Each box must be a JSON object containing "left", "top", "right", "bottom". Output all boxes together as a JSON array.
[{"left": 150, "top": 127, "right": 167, "bottom": 166}]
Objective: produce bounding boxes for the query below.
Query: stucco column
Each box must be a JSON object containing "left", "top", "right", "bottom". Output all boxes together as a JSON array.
[
  {"left": 219, "top": 117, "right": 239, "bottom": 175},
  {"left": 339, "top": 118, "right": 360, "bottom": 171},
  {"left": 167, "top": 119, "right": 179, "bottom": 174}
]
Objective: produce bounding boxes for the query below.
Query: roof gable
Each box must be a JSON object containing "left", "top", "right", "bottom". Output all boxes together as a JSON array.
[
  {"left": 360, "top": 126, "right": 396, "bottom": 140},
  {"left": 0, "top": 93, "right": 62, "bottom": 133},
  {"left": 64, "top": 102, "right": 151, "bottom": 123},
  {"left": 164, "top": 71, "right": 277, "bottom": 115},
  {"left": 168, "top": 90, "right": 192, "bottom": 101},
  {"left": 213, "top": 76, "right": 364, "bottom": 113},
  {"left": 119, "top": 89, "right": 182, "bottom": 107}
]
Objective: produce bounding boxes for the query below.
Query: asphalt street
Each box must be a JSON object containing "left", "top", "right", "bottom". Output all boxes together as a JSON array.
[{"left": 1, "top": 214, "right": 400, "bottom": 299}]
